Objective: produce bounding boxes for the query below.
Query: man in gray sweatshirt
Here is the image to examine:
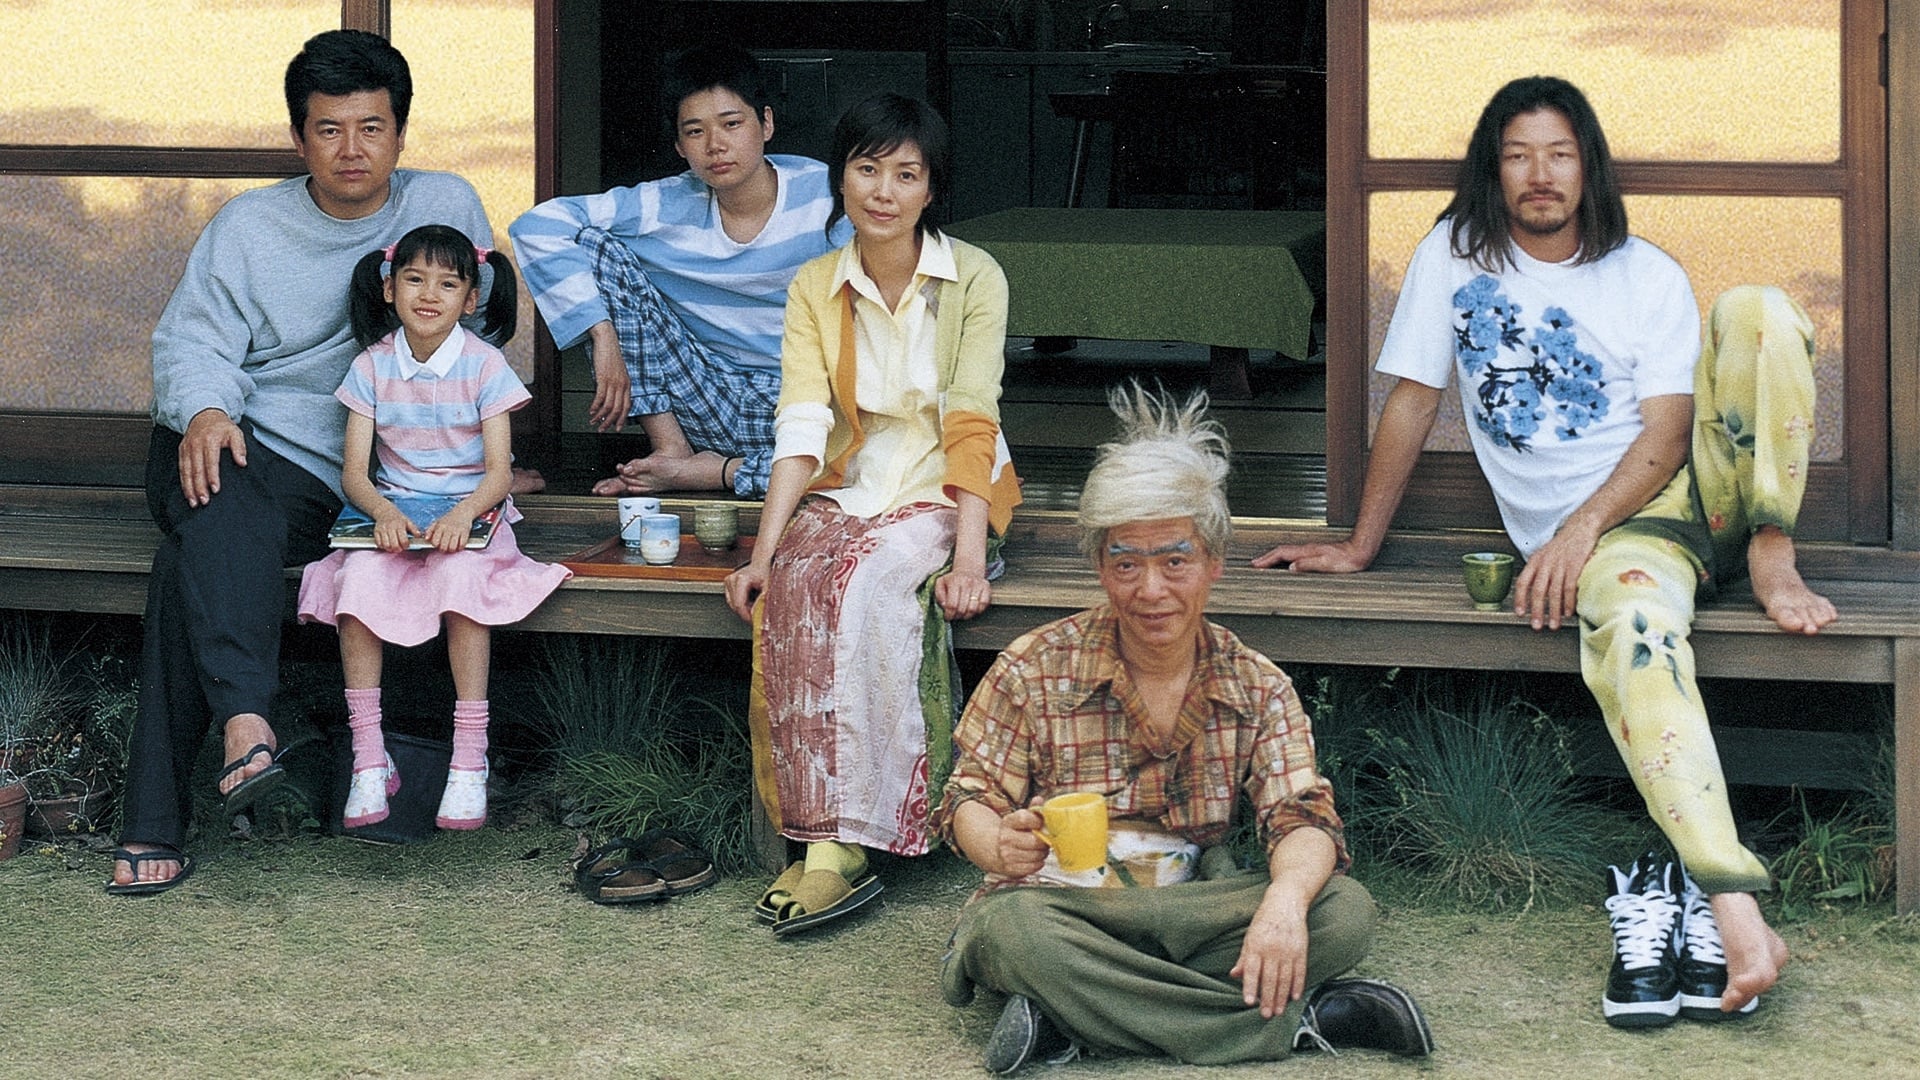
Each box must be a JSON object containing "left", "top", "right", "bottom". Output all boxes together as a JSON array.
[{"left": 110, "top": 30, "right": 495, "bottom": 894}]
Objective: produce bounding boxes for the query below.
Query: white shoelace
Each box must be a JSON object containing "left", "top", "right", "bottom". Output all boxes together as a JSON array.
[
  {"left": 1294, "top": 1002, "right": 1340, "bottom": 1056},
  {"left": 1680, "top": 885, "right": 1727, "bottom": 963},
  {"left": 1605, "top": 886, "right": 1681, "bottom": 969},
  {"left": 1043, "top": 1043, "right": 1082, "bottom": 1066}
]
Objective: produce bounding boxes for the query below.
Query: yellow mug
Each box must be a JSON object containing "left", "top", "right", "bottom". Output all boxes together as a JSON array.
[{"left": 1037, "top": 792, "right": 1109, "bottom": 873}]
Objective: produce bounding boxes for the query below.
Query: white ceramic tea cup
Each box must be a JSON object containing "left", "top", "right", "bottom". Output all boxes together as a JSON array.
[
  {"left": 638, "top": 513, "right": 682, "bottom": 565},
  {"left": 618, "top": 496, "right": 663, "bottom": 548}
]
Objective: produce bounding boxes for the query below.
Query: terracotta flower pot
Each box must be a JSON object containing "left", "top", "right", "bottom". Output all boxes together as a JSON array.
[
  {"left": 0, "top": 780, "right": 27, "bottom": 861},
  {"left": 28, "top": 787, "right": 109, "bottom": 838}
]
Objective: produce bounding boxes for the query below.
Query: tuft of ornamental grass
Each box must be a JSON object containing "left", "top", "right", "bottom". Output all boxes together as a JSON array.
[
  {"left": 0, "top": 617, "right": 82, "bottom": 770},
  {"left": 523, "top": 635, "right": 692, "bottom": 760},
  {"left": 1863, "top": 687, "right": 1897, "bottom": 840},
  {"left": 519, "top": 635, "right": 756, "bottom": 870},
  {"left": 1770, "top": 693, "right": 1900, "bottom": 918},
  {"left": 559, "top": 740, "right": 754, "bottom": 872},
  {"left": 1773, "top": 781, "right": 1895, "bottom": 919},
  {"left": 1342, "top": 676, "right": 1632, "bottom": 911}
]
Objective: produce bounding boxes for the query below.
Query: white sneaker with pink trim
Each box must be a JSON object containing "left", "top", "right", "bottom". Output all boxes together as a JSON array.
[
  {"left": 343, "top": 753, "right": 400, "bottom": 829},
  {"left": 436, "top": 761, "right": 489, "bottom": 830}
]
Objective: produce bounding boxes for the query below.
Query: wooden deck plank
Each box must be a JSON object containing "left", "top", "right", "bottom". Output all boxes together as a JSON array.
[{"left": 6, "top": 492, "right": 1920, "bottom": 643}]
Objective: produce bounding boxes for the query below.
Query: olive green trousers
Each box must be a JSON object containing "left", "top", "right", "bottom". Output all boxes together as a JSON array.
[{"left": 947, "top": 872, "right": 1377, "bottom": 1065}]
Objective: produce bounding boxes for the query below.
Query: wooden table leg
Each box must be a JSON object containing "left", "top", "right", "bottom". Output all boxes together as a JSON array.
[
  {"left": 1209, "top": 345, "right": 1252, "bottom": 399},
  {"left": 1895, "top": 638, "right": 1919, "bottom": 914}
]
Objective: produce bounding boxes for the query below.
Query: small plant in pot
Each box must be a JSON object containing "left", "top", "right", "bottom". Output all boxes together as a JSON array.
[
  {"left": 0, "top": 619, "right": 80, "bottom": 857},
  {"left": 23, "top": 653, "right": 136, "bottom": 838},
  {"left": 1, "top": 720, "right": 32, "bottom": 860},
  {"left": 0, "top": 618, "right": 135, "bottom": 844}
]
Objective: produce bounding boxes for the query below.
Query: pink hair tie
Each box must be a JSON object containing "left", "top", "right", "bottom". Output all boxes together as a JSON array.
[
  {"left": 382, "top": 243, "right": 397, "bottom": 263},
  {"left": 474, "top": 245, "right": 491, "bottom": 262}
]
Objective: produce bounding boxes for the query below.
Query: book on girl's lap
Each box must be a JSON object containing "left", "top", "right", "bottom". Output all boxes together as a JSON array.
[{"left": 327, "top": 496, "right": 501, "bottom": 551}]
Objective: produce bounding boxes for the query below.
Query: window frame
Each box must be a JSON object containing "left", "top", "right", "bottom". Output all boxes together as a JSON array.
[
  {"left": 1324, "top": 0, "right": 1891, "bottom": 545},
  {"left": 0, "top": 1, "right": 556, "bottom": 484}
]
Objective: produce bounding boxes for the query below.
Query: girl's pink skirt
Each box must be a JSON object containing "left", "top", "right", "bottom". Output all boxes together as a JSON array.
[{"left": 297, "top": 519, "right": 571, "bottom": 646}]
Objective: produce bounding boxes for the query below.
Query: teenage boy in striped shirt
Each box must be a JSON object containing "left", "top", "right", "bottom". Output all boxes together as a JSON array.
[{"left": 511, "top": 44, "right": 851, "bottom": 497}]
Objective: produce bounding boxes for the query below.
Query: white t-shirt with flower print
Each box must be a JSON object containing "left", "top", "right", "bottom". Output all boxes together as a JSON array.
[{"left": 1376, "top": 220, "right": 1700, "bottom": 557}]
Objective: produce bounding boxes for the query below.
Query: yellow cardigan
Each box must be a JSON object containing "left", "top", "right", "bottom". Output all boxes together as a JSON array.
[{"left": 775, "top": 236, "right": 1021, "bottom": 533}]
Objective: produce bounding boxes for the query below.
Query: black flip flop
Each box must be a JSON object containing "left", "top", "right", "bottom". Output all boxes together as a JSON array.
[
  {"left": 104, "top": 846, "right": 197, "bottom": 896},
  {"left": 217, "top": 742, "right": 286, "bottom": 815}
]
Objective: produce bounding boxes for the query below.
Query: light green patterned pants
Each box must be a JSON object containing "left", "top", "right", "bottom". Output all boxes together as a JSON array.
[{"left": 1575, "top": 286, "right": 1816, "bottom": 895}]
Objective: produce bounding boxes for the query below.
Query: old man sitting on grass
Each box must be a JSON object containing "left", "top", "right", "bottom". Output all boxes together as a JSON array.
[{"left": 931, "top": 387, "right": 1433, "bottom": 1074}]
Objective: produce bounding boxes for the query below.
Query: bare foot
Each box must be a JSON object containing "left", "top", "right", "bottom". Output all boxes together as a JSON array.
[
  {"left": 509, "top": 467, "right": 546, "bottom": 495},
  {"left": 1748, "top": 526, "right": 1836, "bottom": 634},
  {"left": 113, "top": 842, "right": 185, "bottom": 887},
  {"left": 1710, "top": 891, "right": 1788, "bottom": 1012},
  {"left": 589, "top": 449, "right": 727, "bottom": 496},
  {"left": 218, "top": 713, "right": 278, "bottom": 798},
  {"left": 589, "top": 471, "right": 631, "bottom": 497}
]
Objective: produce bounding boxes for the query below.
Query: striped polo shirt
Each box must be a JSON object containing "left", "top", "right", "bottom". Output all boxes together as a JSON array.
[{"left": 337, "top": 326, "right": 531, "bottom": 499}]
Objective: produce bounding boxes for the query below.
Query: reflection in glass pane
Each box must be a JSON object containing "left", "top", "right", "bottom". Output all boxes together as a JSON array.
[
  {"left": 0, "top": 176, "right": 267, "bottom": 412},
  {"left": 1366, "top": 192, "right": 1843, "bottom": 461},
  {"left": 0, "top": 1, "right": 336, "bottom": 147},
  {"left": 1367, "top": 0, "right": 1840, "bottom": 163},
  {"left": 393, "top": 0, "right": 538, "bottom": 382}
]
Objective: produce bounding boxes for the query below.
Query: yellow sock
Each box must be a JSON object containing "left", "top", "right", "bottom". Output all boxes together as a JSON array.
[{"left": 803, "top": 840, "right": 867, "bottom": 880}]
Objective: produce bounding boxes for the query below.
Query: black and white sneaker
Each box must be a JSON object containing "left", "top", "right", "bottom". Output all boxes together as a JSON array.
[
  {"left": 1602, "top": 853, "right": 1682, "bottom": 1028},
  {"left": 1675, "top": 866, "right": 1760, "bottom": 1021}
]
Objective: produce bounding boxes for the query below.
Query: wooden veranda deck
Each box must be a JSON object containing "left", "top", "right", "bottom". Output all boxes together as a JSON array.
[{"left": 3, "top": 483, "right": 1916, "bottom": 913}]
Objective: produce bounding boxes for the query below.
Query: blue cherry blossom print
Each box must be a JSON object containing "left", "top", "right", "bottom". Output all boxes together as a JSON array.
[{"left": 1452, "top": 280, "right": 1608, "bottom": 451}]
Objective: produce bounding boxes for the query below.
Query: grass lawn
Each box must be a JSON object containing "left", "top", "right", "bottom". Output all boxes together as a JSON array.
[{"left": 2, "top": 821, "right": 1916, "bottom": 1080}]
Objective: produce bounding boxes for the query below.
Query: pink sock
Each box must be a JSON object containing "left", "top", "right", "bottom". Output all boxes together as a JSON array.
[
  {"left": 451, "top": 700, "right": 489, "bottom": 772},
  {"left": 345, "top": 688, "right": 385, "bottom": 772}
]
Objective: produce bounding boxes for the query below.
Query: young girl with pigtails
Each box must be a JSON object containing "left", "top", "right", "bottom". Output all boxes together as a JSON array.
[{"left": 297, "top": 223, "right": 570, "bottom": 832}]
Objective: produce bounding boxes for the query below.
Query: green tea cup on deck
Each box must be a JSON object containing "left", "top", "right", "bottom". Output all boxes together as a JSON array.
[
  {"left": 693, "top": 502, "right": 740, "bottom": 554},
  {"left": 1462, "top": 552, "right": 1517, "bottom": 611}
]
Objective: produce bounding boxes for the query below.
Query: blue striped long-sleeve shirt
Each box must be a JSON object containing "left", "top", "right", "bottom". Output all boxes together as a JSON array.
[{"left": 509, "top": 155, "right": 852, "bottom": 374}]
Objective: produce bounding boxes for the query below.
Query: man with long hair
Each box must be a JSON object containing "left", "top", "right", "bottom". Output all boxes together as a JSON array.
[{"left": 1257, "top": 76, "right": 1833, "bottom": 1025}]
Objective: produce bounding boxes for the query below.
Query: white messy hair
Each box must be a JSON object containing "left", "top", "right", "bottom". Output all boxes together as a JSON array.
[{"left": 1077, "top": 383, "right": 1232, "bottom": 566}]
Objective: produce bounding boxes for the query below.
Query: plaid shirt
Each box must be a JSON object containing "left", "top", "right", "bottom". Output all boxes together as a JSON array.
[{"left": 934, "top": 606, "right": 1347, "bottom": 882}]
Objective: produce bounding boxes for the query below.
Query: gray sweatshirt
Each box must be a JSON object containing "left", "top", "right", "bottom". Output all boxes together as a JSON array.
[{"left": 150, "top": 170, "right": 493, "bottom": 497}]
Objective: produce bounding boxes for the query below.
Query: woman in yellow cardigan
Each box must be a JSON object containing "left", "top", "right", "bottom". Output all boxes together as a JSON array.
[{"left": 725, "top": 93, "right": 1020, "bottom": 936}]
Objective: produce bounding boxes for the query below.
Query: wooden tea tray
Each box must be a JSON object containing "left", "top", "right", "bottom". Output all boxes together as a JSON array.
[{"left": 560, "top": 535, "right": 752, "bottom": 581}]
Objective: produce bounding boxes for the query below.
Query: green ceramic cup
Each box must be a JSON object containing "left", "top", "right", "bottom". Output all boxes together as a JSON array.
[
  {"left": 1462, "top": 552, "right": 1517, "bottom": 611},
  {"left": 693, "top": 503, "right": 740, "bottom": 554}
]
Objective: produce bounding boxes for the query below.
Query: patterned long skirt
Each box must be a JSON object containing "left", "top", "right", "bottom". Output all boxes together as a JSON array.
[{"left": 750, "top": 498, "right": 959, "bottom": 855}]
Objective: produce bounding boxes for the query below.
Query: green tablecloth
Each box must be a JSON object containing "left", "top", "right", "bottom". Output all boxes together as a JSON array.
[{"left": 946, "top": 208, "right": 1325, "bottom": 359}]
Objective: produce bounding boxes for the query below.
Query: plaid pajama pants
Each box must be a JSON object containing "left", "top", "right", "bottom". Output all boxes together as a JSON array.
[{"left": 581, "top": 227, "right": 777, "bottom": 495}]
